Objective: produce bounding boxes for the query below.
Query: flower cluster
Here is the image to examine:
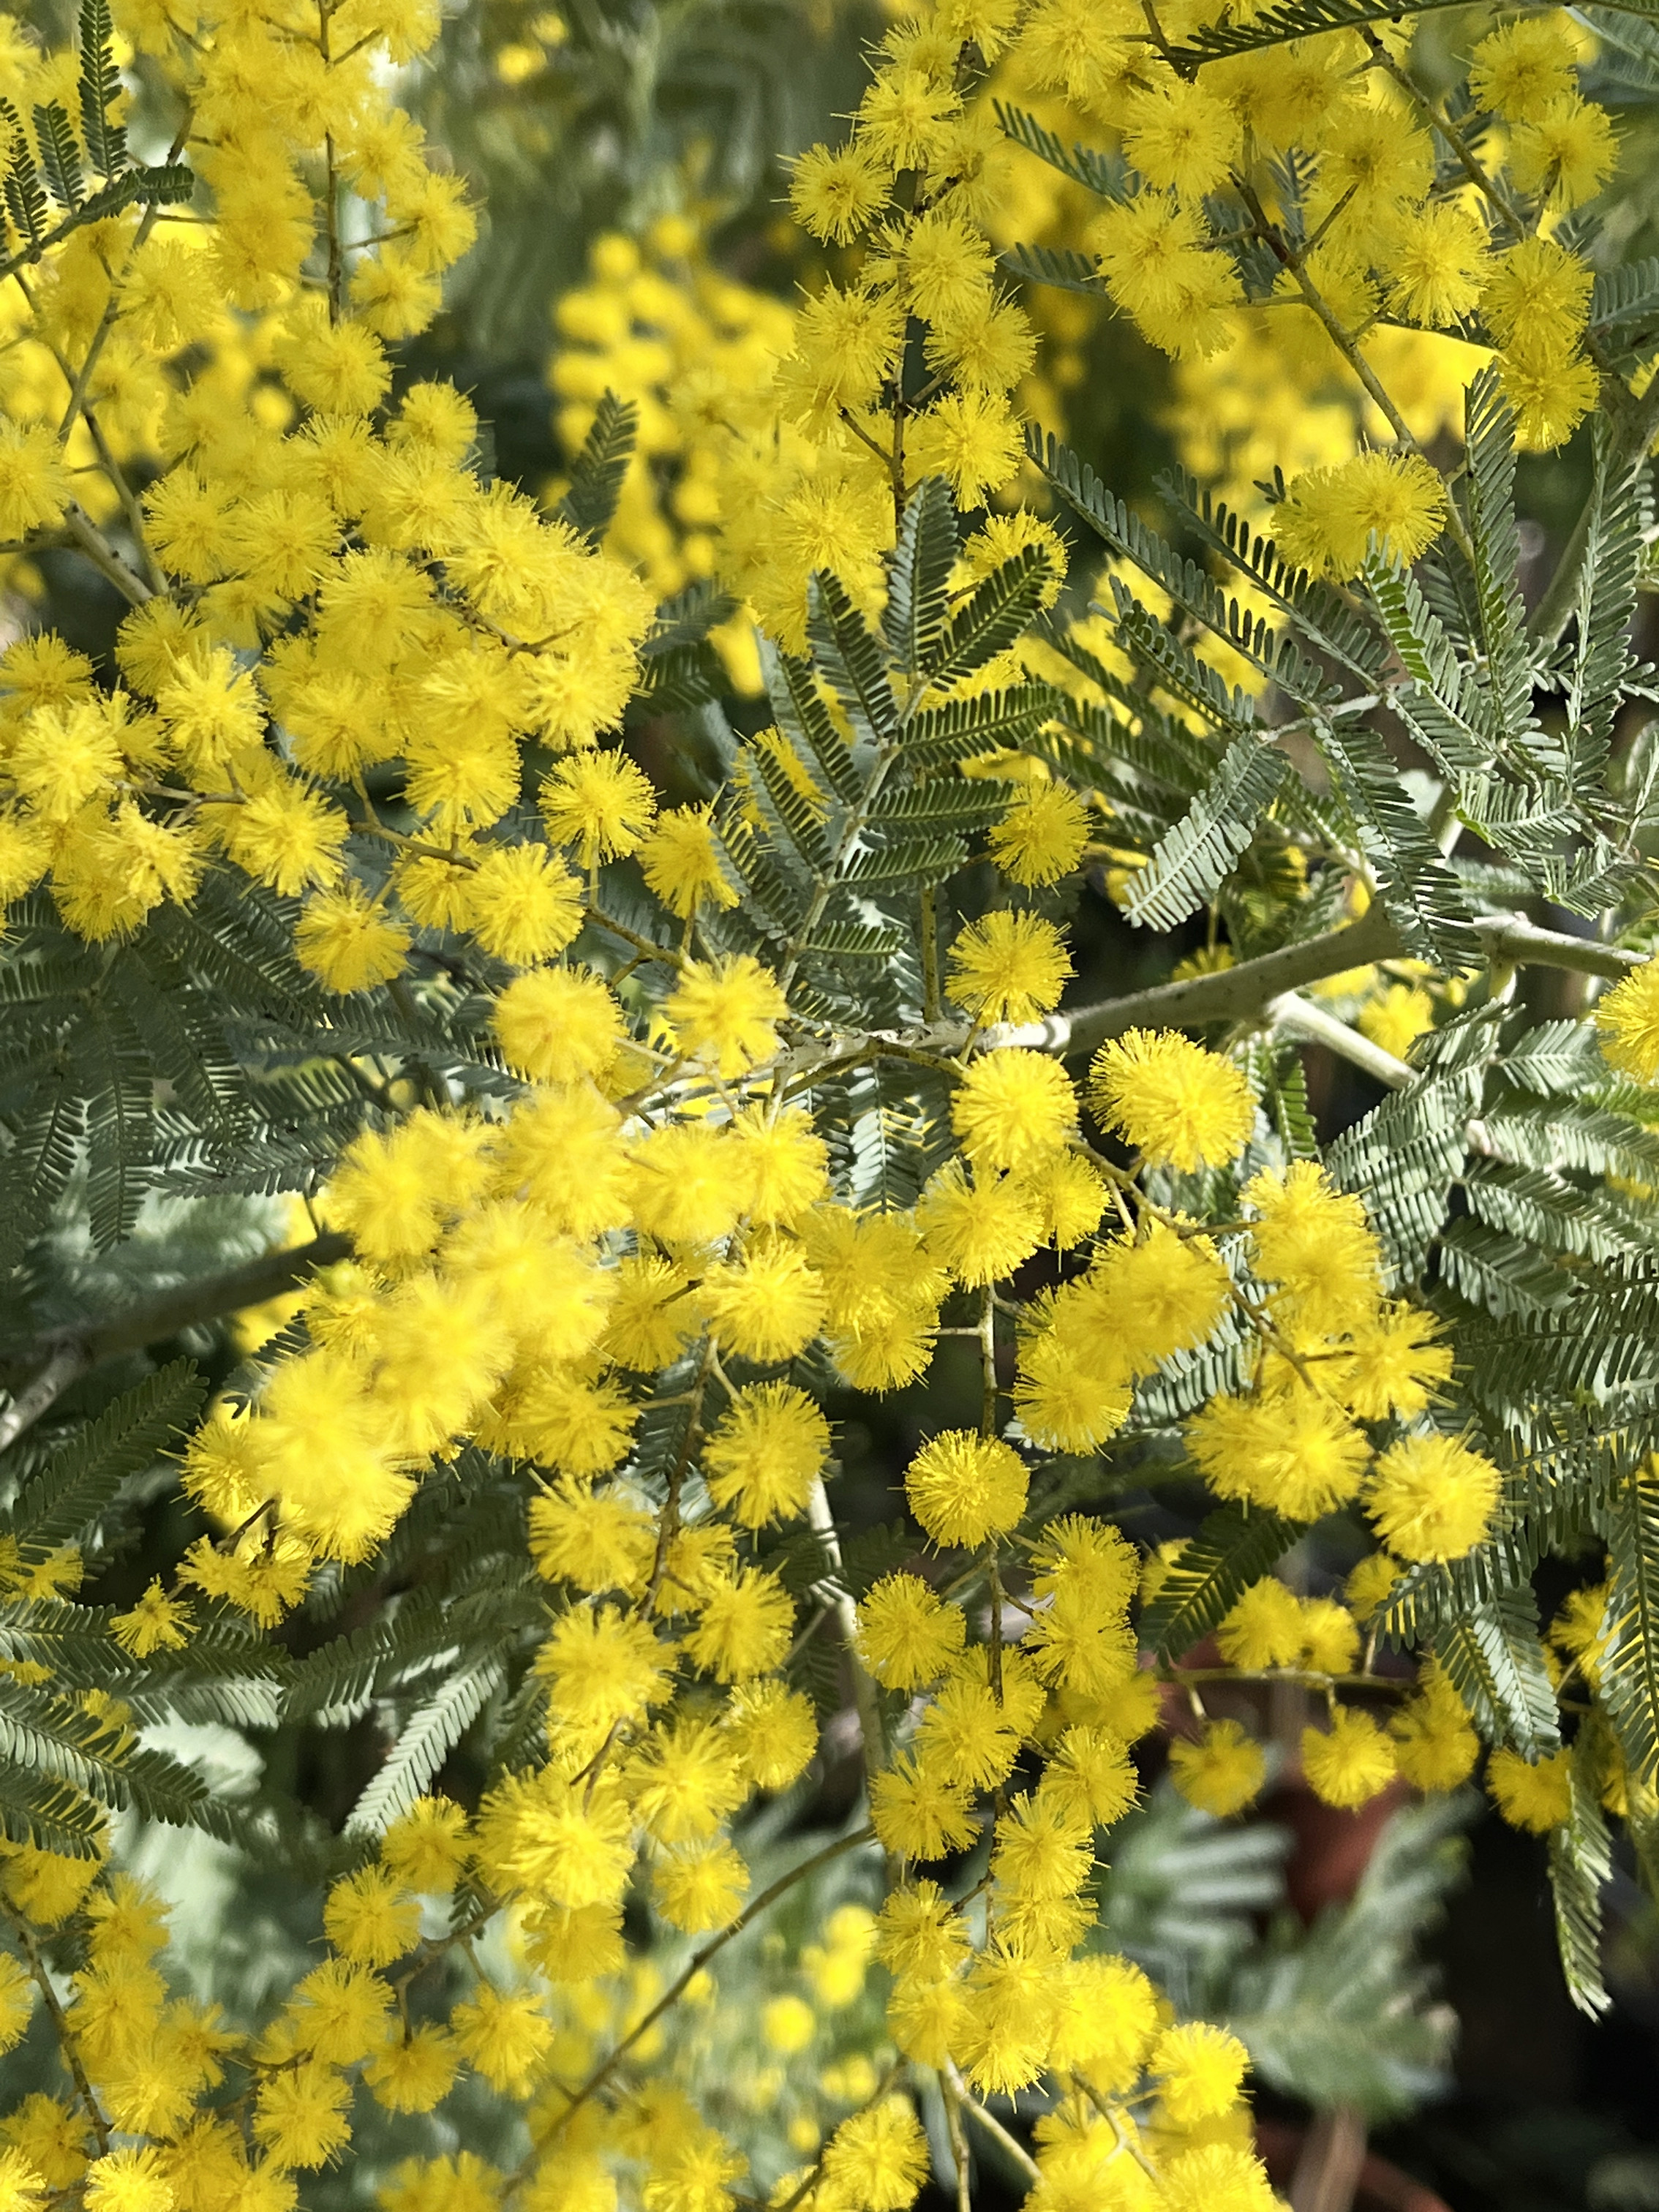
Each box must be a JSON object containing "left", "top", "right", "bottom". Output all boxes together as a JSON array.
[
  {"left": 1002, "top": 1, "right": 1615, "bottom": 484},
  {"left": 549, "top": 216, "right": 796, "bottom": 689},
  {"left": 0, "top": 0, "right": 653, "bottom": 979},
  {"left": 0, "top": 0, "right": 1652, "bottom": 2197}
]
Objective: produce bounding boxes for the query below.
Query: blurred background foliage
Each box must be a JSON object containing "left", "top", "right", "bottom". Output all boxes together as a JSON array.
[{"left": 11, "top": 0, "right": 1659, "bottom": 2202}]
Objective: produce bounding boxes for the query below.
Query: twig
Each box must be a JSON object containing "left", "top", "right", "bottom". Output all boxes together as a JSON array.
[
  {"left": 1268, "top": 990, "right": 1414, "bottom": 1089},
  {"left": 947, "top": 2067, "right": 1042, "bottom": 2183},
  {"left": 808, "top": 1477, "right": 888, "bottom": 1793},
  {"left": 0, "top": 1344, "right": 95, "bottom": 1456},
  {"left": 540, "top": 1825, "right": 877, "bottom": 2140},
  {"left": 949, "top": 907, "right": 1639, "bottom": 1061},
  {"left": 0, "top": 1233, "right": 352, "bottom": 1449},
  {"left": 5, "top": 1904, "right": 112, "bottom": 2151},
  {"left": 944, "top": 2067, "right": 974, "bottom": 2212}
]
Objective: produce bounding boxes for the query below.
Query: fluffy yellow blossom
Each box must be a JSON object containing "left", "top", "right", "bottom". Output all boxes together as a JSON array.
[
  {"left": 1489, "top": 1746, "right": 1573, "bottom": 1833},
  {"left": 1366, "top": 1434, "right": 1501, "bottom": 1562},
  {"left": 1301, "top": 1708, "right": 1398, "bottom": 1809},
  {"left": 905, "top": 1431, "right": 1028, "bottom": 1547},
  {"left": 1153, "top": 2022, "right": 1250, "bottom": 2123},
  {"left": 1090, "top": 1031, "right": 1254, "bottom": 1170},
  {"left": 702, "top": 1383, "right": 829, "bottom": 1527},
  {"left": 1596, "top": 960, "right": 1659, "bottom": 1083},
  {"left": 947, "top": 911, "right": 1072, "bottom": 1025},
  {"left": 1170, "top": 1720, "right": 1268, "bottom": 1818}
]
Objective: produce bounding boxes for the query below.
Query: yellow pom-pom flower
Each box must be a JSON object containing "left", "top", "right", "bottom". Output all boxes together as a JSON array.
[
  {"left": 702, "top": 1382, "right": 829, "bottom": 1527},
  {"left": 653, "top": 1840, "right": 748, "bottom": 1933},
  {"left": 904, "top": 1430, "right": 1028, "bottom": 1547},
  {"left": 1488, "top": 1745, "right": 1573, "bottom": 1832},
  {"left": 663, "top": 952, "right": 789, "bottom": 1076},
  {"left": 1152, "top": 2020, "right": 1249, "bottom": 2124},
  {"left": 539, "top": 748, "right": 658, "bottom": 864},
  {"left": 947, "top": 908, "right": 1073, "bottom": 1025},
  {"left": 494, "top": 966, "right": 625, "bottom": 1086},
  {"left": 1391, "top": 1663, "right": 1479, "bottom": 1791},
  {"left": 1366, "top": 1433, "right": 1501, "bottom": 1562},
  {"left": 1273, "top": 450, "right": 1448, "bottom": 580},
  {"left": 1090, "top": 1029, "right": 1253, "bottom": 1171},
  {"left": 1169, "top": 1719, "right": 1267, "bottom": 1817},
  {"left": 820, "top": 2098, "right": 929, "bottom": 2212},
  {"left": 950, "top": 1047, "right": 1078, "bottom": 1171},
  {"left": 323, "top": 1866, "right": 421, "bottom": 1967},
  {"left": 1301, "top": 1707, "right": 1398, "bottom": 1809},
  {"left": 1596, "top": 959, "right": 1659, "bottom": 1083},
  {"left": 855, "top": 1572, "right": 967, "bottom": 1688}
]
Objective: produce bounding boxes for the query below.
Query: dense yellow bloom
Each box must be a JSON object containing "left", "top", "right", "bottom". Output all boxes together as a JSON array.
[
  {"left": 1391, "top": 1663, "right": 1480, "bottom": 1791},
  {"left": 905, "top": 1431, "right": 1028, "bottom": 1547},
  {"left": 821, "top": 2100, "right": 929, "bottom": 2212},
  {"left": 640, "top": 806, "right": 738, "bottom": 915},
  {"left": 654, "top": 1840, "right": 749, "bottom": 1933},
  {"left": 1274, "top": 451, "right": 1448, "bottom": 579},
  {"left": 1245, "top": 1162, "right": 1382, "bottom": 1333},
  {"left": 1384, "top": 202, "right": 1489, "bottom": 328},
  {"left": 1338, "top": 1304, "right": 1453, "bottom": 1421},
  {"left": 1481, "top": 236, "right": 1592, "bottom": 350},
  {"left": 494, "top": 968, "right": 625, "bottom": 1086},
  {"left": 538, "top": 1604, "right": 677, "bottom": 1732},
  {"left": 724, "top": 1679, "right": 818, "bottom": 1790},
  {"left": 1596, "top": 960, "right": 1659, "bottom": 1082},
  {"left": 541, "top": 748, "right": 658, "bottom": 863},
  {"left": 947, "top": 910, "right": 1072, "bottom": 1024},
  {"left": 0, "top": 0, "right": 1637, "bottom": 2188},
  {"left": 702, "top": 1383, "right": 828, "bottom": 1527},
  {"left": 83, "top": 2148, "right": 175, "bottom": 2212},
  {"left": 1508, "top": 94, "right": 1617, "bottom": 209},
  {"left": 918, "top": 1159, "right": 1043, "bottom": 1286},
  {"left": 323, "top": 1867, "right": 421, "bottom": 1967},
  {"left": 664, "top": 955, "right": 790, "bottom": 1075},
  {"left": 1154, "top": 2021, "right": 1249, "bottom": 2123},
  {"left": 451, "top": 1987, "right": 554, "bottom": 2094},
  {"left": 856, "top": 1572, "right": 966, "bottom": 1688},
  {"left": 1170, "top": 1720, "right": 1268, "bottom": 1818},
  {"left": 1470, "top": 14, "right": 1580, "bottom": 121},
  {"left": 870, "top": 1754, "right": 978, "bottom": 1861},
  {"left": 988, "top": 780, "right": 1090, "bottom": 886},
  {"left": 1489, "top": 1745, "right": 1573, "bottom": 1833},
  {"left": 789, "top": 142, "right": 892, "bottom": 244},
  {"left": 1366, "top": 1434, "right": 1501, "bottom": 1562},
  {"left": 380, "top": 1797, "right": 470, "bottom": 1895},
  {"left": 699, "top": 1234, "right": 827, "bottom": 1361},
  {"left": 362, "top": 2024, "right": 459, "bottom": 2113},
  {"left": 1217, "top": 1577, "right": 1304, "bottom": 1670},
  {"left": 0, "top": 1957, "right": 31, "bottom": 2055},
  {"left": 1189, "top": 1383, "right": 1370, "bottom": 1520},
  {"left": 952, "top": 1049, "right": 1078, "bottom": 1171},
  {"left": 683, "top": 1568, "right": 794, "bottom": 1682},
  {"left": 1090, "top": 1030, "right": 1253, "bottom": 1170},
  {"left": 1302, "top": 1708, "right": 1398, "bottom": 1809},
  {"left": 109, "top": 1582, "right": 193, "bottom": 1658}
]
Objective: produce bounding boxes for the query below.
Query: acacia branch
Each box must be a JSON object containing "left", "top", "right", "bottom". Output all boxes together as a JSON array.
[
  {"left": 542, "top": 1824, "right": 876, "bottom": 2141},
  {"left": 971, "top": 908, "right": 1641, "bottom": 1061},
  {"left": 1531, "top": 371, "right": 1659, "bottom": 647},
  {"left": 807, "top": 1476, "right": 888, "bottom": 1794},
  {"left": 1269, "top": 990, "right": 1414, "bottom": 1089},
  {"left": 0, "top": 1233, "right": 351, "bottom": 1451}
]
